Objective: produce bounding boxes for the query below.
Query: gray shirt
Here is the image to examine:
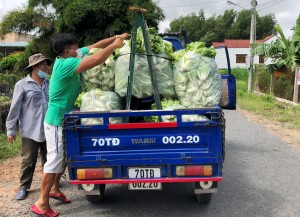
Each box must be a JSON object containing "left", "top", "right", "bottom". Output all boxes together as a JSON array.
[{"left": 6, "top": 75, "right": 49, "bottom": 142}]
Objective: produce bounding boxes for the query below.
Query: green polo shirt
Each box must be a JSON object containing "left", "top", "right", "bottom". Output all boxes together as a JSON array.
[{"left": 45, "top": 47, "right": 89, "bottom": 126}]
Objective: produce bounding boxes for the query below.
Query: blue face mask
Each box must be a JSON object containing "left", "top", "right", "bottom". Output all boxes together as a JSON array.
[{"left": 37, "top": 70, "right": 48, "bottom": 79}]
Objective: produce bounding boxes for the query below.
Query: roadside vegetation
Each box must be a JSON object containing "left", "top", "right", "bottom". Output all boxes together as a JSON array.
[
  {"left": 0, "top": 132, "right": 21, "bottom": 161},
  {"left": 230, "top": 68, "right": 300, "bottom": 129}
]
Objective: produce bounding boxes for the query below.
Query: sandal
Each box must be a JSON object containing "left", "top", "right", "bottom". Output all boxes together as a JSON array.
[
  {"left": 30, "top": 204, "right": 59, "bottom": 217},
  {"left": 49, "top": 192, "right": 71, "bottom": 204}
]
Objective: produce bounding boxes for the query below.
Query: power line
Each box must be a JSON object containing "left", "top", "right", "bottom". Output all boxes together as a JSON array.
[
  {"left": 201, "top": 10, "right": 239, "bottom": 42},
  {"left": 232, "top": 0, "right": 251, "bottom": 10},
  {"left": 257, "top": 0, "right": 285, "bottom": 12},
  {"left": 201, "top": 0, "right": 254, "bottom": 42},
  {"left": 257, "top": 0, "right": 285, "bottom": 8}
]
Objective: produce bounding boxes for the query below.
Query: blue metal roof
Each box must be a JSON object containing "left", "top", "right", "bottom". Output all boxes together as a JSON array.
[{"left": 0, "top": 42, "right": 28, "bottom": 47}]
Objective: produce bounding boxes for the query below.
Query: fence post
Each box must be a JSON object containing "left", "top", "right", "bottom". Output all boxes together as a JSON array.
[
  {"left": 293, "top": 67, "right": 300, "bottom": 103},
  {"left": 270, "top": 73, "right": 275, "bottom": 94}
]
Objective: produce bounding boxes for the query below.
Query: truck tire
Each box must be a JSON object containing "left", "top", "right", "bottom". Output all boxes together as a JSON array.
[
  {"left": 195, "top": 193, "right": 212, "bottom": 204},
  {"left": 85, "top": 184, "right": 106, "bottom": 203},
  {"left": 194, "top": 182, "right": 213, "bottom": 204}
]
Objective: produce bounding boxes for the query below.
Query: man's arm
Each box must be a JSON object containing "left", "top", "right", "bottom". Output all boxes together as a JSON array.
[
  {"left": 87, "top": 33, "right": 130, "bottom": 51},
  {"left": 75, "top": 37, "right": 126, "bottom": 73},
  {"left": 6, "top": 82, "right": 24, "bottom": 143}
]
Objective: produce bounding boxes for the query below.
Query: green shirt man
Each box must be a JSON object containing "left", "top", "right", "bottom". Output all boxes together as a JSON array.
[{"left": 45, "top": 47, "right": 88, "bottom": 126}]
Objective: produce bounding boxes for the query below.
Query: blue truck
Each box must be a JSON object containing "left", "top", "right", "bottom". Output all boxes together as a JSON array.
[{"left": 63, "top": 35, "right": 235, "bottom": 204}]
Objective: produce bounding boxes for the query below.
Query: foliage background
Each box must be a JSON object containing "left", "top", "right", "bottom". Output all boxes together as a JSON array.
[{"left": 168, "top": 9, "right": 276, "bottom": 45}]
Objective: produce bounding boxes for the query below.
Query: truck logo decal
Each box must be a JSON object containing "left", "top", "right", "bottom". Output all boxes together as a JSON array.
[
  {"left": 131, "top": 138, "right": 156, "bottom": 144},
  {"left": 92, "top": 138, "right": 120, "bottom": 146}
]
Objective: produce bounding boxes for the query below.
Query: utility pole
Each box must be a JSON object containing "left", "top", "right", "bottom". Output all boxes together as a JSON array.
[{"left": 248, "top": 0, "right": 257, "bottom": 92}]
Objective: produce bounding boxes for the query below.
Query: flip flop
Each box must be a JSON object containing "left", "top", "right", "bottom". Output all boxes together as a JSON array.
[
  {"left": 30, "top": 204, "right": 59, "bottom": 217},
  {"left": 49, "top": 192, "right": 71, "bottom": 204}
]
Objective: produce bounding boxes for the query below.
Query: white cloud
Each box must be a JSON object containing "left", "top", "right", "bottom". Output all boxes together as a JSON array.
[{"left": 0, "top": 0, "right": 27, "bottom": 19}]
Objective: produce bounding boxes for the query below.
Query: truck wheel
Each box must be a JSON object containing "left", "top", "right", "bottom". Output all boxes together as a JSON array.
[
  {"left": 195, "top": 193, "right": 212, "bottom": 204},
  {"left": 85, "top": 184, "right": 106, "bottom": 203}
]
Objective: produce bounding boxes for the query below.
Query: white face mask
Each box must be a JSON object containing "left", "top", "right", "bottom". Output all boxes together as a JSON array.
[{"left": 76, "top": 49, "right": 83, "bottom": 58}]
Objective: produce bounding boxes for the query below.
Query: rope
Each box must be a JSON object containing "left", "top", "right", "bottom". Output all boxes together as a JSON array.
[{"left": 117, "top": 52, "right": 174, "bottom": 61}]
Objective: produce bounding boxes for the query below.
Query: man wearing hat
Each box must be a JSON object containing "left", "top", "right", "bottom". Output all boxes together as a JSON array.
[{"left": 6, "top": 53, "right": 51, "bottom": 200}]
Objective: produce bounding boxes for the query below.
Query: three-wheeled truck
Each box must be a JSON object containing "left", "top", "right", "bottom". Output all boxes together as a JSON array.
[{"left": 63, "top": 12, "right": 236, "bottom": 204}]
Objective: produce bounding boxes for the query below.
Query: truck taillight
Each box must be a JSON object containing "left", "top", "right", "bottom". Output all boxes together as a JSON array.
[
  {"left": 176, "top": 165, "right": 212, "bottom": 176},
  {"left": 77, "top": 168, "right": 113, "bottom": 179}
]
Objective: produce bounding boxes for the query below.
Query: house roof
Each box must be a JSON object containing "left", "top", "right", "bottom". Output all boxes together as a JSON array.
[
  {"left": 212, "top": 35, "right": 274, "bottom": 48},
  {"left": 0, "top": 41, "right": 29, "bottom": 47}
]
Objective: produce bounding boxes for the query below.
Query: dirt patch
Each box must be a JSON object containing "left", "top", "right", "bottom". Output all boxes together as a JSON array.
[
  {"left": 0, "top": 108, "right": 299, "bottom": 216},
  {"left": 238, "top": 108, "right": 300, "bottom": 150},
  {"left": 0, "top": 156, "right": 44, "bottom": 216}
]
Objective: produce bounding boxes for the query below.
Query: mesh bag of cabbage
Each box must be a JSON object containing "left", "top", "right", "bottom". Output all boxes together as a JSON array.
[{"left": 173, "top": 52, "right": 222, "bottom": 108}]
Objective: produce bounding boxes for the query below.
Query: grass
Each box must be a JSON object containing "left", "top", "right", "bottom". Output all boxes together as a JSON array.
[
  {"left": 236, "top": 79, "right": 300, "bottom": 129},
  {"left": 0, "top": 132, "right": 22, "bottom": 161}
]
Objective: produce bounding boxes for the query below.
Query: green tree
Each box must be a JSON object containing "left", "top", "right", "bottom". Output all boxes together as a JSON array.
[
  {"left": 228, "top": 10, "right": 252, "bottom": 39},
  {"left": 0, "top": 0, "right": 165, "bottom": 71},
  {"left": 202, "top": 10, "right": 237, "bottom": 45},
  {"left": 169, "top": 9, "right": 206, "bottom": 42},
  {"left": 168, "top": 9, "right": 276, "bottom": 45},
  {"left": 256, "top": 14, "right": 276, "bottom": 40}
]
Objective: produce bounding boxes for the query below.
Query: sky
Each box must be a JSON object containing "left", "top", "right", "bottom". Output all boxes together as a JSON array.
[{"left": 0, "top": 0, "right": 299, "bottom": 39}]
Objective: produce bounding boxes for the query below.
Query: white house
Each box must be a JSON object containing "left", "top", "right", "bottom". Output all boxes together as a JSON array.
[{"left": 212, "top": 35, "right": 278, "bottom": 69}]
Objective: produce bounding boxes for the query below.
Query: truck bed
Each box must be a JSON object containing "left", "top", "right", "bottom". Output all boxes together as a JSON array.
[{"left": 64, "top": 107, "right": 224, "bottom": 184}]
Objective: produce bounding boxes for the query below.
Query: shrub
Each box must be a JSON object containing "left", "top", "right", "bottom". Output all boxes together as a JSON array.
[
  {"left": 231, "top": 68, "right": 248, "bottom": 81},
  {"left": 261, "top": 94, "right": 275, "bottom": 103},
  {"left": 274, "top": 77, "right": 294, "bottom": 100},
  {"left": 221, "top": 67, "right": 248, "bottom": 81},
  {"left": 255, "top": 64, "right": 294, "bottom": 100},
  {"left": 0, "top": 52, "right": 23, "bottom": 72}
]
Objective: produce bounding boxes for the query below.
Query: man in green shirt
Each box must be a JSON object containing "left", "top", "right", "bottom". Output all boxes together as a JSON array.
[{"left": 31, "top": 33, "right": 129, "bottom": 217}]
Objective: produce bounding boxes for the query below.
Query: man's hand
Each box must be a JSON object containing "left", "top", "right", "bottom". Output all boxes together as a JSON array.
[
  {"left": 115, "top": 33, "right": 131, "bottom": 40},
  {"left": 7, "top": 135, "right": 16, "bottom": 143},
  {"left": 113, "top": 33, "right": 130, "bottom": 49}
]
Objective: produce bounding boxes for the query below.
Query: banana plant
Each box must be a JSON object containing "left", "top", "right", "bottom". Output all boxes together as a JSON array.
[
  {"left": 251, "top": 15, "right": 300, "bottom": 74},
  {"left": 291, "top": 15, "right": 300, "bottom": 67}
]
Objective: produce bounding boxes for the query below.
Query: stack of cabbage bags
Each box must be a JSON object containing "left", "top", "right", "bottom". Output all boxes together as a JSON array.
[
  {"left": 77, "top": 89, "right": 122, "bottom": 125},
  {"left": 173, "top": 42, "right": 222, "bottom": 108},
  {"left": 114, "top": 27, "right": 176, "bottom": 99},
  {"left": 81, "top": 48, "right": 115, "bottom": 91}
]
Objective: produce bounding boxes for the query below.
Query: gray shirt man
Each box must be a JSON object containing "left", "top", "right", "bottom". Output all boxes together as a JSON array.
[{"left": 6, "top": 74, "right": 49, "bottom": 142}]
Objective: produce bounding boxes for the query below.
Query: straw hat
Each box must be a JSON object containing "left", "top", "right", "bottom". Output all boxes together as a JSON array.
[{"left": 24, "top": 53, "right": 52, "bottom": 72}]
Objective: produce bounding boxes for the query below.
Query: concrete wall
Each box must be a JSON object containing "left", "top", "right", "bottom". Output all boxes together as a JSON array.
[{"left": 2, "top": 33, "right": 33, "bottom": 42}]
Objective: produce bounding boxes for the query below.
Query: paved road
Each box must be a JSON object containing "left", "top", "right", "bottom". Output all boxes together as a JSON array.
[{"left": 8, "top": 110, "right": 300, "bottom": 217}]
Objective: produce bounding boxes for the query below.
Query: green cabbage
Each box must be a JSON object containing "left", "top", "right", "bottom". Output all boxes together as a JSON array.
[
  {"left": 81, "top": 48, "right": 115, "bottom": 91},
  {"left": 174, "top": 52, "right": 222, "bottom": 108},
  {"left": 172, "top": 41, "right": 216, "bottom": 65},
  {"left": 79, "top": 89, "right": 122, "bottom": 125},
  {"left": 114, "top": 43, "right": 176, "bottom": 99}
]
